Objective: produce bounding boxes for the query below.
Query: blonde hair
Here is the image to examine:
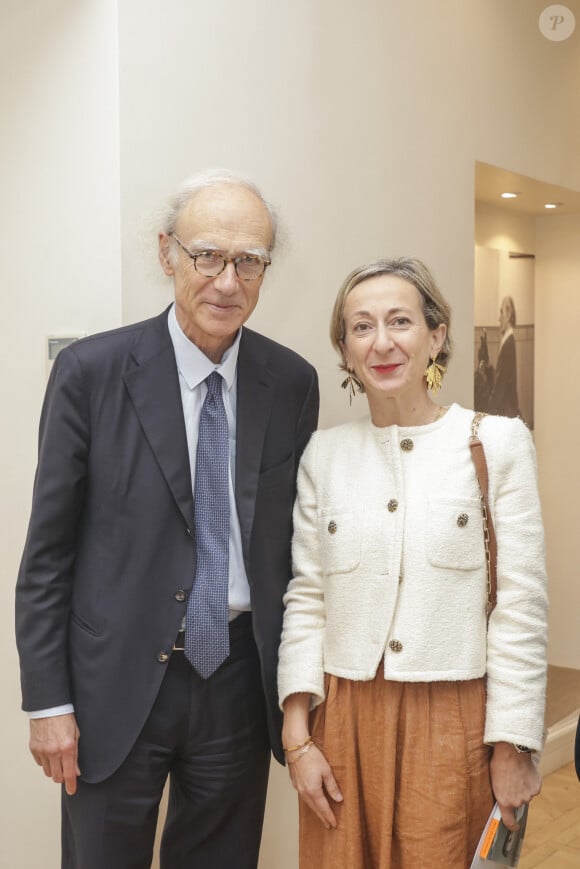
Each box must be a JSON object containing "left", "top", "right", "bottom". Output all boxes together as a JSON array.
[{"left": 330, "top": 257, "right": 453, "bottom": 384}]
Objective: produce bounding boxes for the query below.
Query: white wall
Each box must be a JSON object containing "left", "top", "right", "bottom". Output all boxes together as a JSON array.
[
  {"left": 476, "top": 203, "right": 536, "bottom": 253},
  {"left": 3, "top": 0, "right": 580, "bottom": 866},
  {"left": 535, "top": 213, "right": 580, "bottom": 670},
  {"left": 474, "top": 248, "right": 535, "bottom": 327},
  {"left": 0, "top": 1, "right": 121, "bottom": 866},
  {"left": 117, "top": 0, "right": 580, "bottom": 431},
  {"left": 476, "top": 201, "right": 580, "bottom": 671},
  {"left": 474, "top": 201, "right": 536, "bottom": 327}
]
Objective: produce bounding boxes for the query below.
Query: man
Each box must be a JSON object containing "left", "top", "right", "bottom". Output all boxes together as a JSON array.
[
  {"left": 489, "top": 295, "right": 519, "bottom": 418},
  {"left": 16, "top": 170, "right": 319, "bottom": 868}
]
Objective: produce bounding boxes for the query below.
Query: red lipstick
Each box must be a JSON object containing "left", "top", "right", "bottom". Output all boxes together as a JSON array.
[{"left": 372, "top": 364, "right": 400, "bottom": 372}]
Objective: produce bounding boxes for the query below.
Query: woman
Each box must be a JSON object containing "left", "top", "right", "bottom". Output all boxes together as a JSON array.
[{"left": 278, "top": 258, "right": 547, "bottom": 869}]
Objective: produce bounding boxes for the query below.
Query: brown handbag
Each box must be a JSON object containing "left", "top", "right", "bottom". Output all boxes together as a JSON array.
[{"left": 469, "top": 412, "right": 497, "bottom": 617}]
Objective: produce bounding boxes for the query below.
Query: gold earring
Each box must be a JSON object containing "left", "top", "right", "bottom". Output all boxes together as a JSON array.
[
  {"left": 425, "top": 356, "right": 446, "bottom": 396},
  {"left": 341, "top": 370, "right": 361, "bottom": 406}
]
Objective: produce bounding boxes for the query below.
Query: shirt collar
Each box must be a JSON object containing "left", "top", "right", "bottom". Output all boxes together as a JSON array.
[
  {"left": 500, "top": 325, "right": 514, "bottom": 348},
  {"left": 167, "top": 303, "right": 240, "bottom": 392}
]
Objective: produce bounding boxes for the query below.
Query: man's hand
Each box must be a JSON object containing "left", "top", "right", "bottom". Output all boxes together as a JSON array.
[
  {"left": 29, "top": 713, "right": 80, "bottom": 796},
  {"left": 490, "top": 741, "right": 541, "bottom": 831}
]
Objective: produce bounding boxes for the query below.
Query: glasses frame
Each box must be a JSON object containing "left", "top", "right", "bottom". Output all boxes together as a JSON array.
[{"left": 170, "top": 233, "right": 271, "bottom": 281}]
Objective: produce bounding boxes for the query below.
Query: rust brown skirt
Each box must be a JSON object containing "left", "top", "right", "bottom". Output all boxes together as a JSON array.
[{"left": 299, "top": 670, "right": 494, "bottom": 869}]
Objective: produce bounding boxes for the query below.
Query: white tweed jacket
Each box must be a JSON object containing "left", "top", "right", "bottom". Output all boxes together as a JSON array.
[{"left": 278, "top": 404, "right": 548, "bottom": 749}]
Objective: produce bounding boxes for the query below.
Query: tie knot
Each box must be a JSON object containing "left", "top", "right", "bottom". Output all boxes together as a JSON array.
[{"left": 205, "top": 371, "right": 222, "bottom": 396}]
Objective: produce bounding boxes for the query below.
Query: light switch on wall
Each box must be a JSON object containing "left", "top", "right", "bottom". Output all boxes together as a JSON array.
[{"left": 46, "top": 334, "right": 86, "bottom": 378}]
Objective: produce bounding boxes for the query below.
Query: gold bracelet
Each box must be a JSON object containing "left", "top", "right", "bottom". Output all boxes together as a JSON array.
[
  {"left": 286, "top": 740, "right": 315, "bottom": 764},
  {"left": 283, "top": 736, "right": 313, "bottom": 755}
]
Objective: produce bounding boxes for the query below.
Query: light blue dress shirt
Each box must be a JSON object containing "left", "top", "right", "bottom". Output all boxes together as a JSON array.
[{"left": 167, "top": 303, "right": 251, "bottom": 616}]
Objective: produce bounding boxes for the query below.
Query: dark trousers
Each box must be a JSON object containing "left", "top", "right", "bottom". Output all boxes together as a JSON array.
[{"left": 62, "top": 614, "right": 271, "bottom": 869}]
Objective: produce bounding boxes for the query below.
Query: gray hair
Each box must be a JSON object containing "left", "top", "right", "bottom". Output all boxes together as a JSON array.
[
  {"left": 162, "top": 168, "right": 278, "bottom": 251},
  {"left": 501, "top": 296, "right": 517, "bottom": 328}
]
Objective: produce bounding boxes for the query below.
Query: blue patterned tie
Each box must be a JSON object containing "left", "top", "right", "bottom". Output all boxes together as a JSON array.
[{"left": 185, "top": 371, "right": 230, "bottom": 677}]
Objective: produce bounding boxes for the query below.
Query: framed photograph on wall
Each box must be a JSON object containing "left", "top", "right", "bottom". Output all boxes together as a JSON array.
[{"left": 474, "top": 247, "right": 534, "bottom": 430}]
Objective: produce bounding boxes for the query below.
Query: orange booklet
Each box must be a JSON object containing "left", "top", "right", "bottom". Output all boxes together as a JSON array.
[{"left": 470, "top": 803, "right": 528, "bottom": 868}]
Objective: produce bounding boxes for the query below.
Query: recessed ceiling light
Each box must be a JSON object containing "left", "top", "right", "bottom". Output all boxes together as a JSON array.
[
  {"left": 501, "top": 192, "right": 520, "bottom": 199},
  {"left": 544, "top": 202, "right": 563, "bottom": 209}
]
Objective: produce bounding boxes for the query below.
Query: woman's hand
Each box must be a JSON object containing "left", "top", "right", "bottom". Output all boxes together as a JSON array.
[
  {"left": 490, "top": 742, "right": 541, "bottom": 831},
  {"left": 282, "top": 692, "right": 343, "bottom": 829},
  {"left": 287, "top": 742, "right": 343, "bottom": 829}
]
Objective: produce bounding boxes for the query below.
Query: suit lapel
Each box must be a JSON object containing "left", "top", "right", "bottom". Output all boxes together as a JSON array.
[
  {"left": 123, "top": 311, "right": 194, "bottom": 529},
  {"left": 235, "top": 330, "right": 276, "bottom": 565}
]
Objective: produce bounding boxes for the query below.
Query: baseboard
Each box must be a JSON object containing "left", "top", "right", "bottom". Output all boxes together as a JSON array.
[{"left": 538, "top": 709, "right": 579, "bottom": 776}]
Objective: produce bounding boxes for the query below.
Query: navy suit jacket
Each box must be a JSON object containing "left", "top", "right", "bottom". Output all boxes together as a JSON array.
[{"left": 16, "top": 308, "right": 319, "bottom": 782}]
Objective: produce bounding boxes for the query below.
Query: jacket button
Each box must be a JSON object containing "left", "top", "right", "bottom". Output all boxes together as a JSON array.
[
  {"left": 389, "top": 639, "right": 403, "bottom": 653},
  {"left": 174, "top": 589, "right": 186, "bottom": 602},
  {"left": 457, "top": 513, "right": 469, "bottom": 527},
  {"left": 328, "top": 521, "right": 337, "bottom": 534},
  {"left": 157, "top": 651, "right": 169, "bottom": 663},
  {"left": 387, "top": 499, "right": 399, "bottom": 512},
  {"left": 400, "top": 438, "right": 414, "bottom": 452}
]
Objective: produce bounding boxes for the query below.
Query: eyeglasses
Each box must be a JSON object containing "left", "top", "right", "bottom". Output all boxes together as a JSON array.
[{"left": 170, "top": 233, "right": 270, "bottom": 281}]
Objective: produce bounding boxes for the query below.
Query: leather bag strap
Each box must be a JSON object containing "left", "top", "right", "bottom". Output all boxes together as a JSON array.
[{"left": 469, "top": 412, "right": 498, "bottom": 617}]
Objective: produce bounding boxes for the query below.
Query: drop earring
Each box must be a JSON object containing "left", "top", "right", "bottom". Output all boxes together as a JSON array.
[
  {"left": 341, "top": 369, "right": 363, "bottom": 406},
  {"left": 425, "top": 356, "right": 446, "bottom": 396}
]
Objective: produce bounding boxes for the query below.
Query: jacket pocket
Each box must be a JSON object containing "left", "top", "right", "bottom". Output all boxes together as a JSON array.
[
  {"left": 69, "top": 610, "right": 102, "bottom": 637},
  {"left": 318, "top": 510, "right": 362, "bottom": 574},
  {"left": 425, "top": 496, "right": 485, "bottom": 570}
]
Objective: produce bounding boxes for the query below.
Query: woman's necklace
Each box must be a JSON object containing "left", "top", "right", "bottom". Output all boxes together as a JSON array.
[
  {"left": 374, "top": 404, "right": 448, "bottom": 428},
  {"left": 430, "top": 404, "right": 447, "bottom": 424}
]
